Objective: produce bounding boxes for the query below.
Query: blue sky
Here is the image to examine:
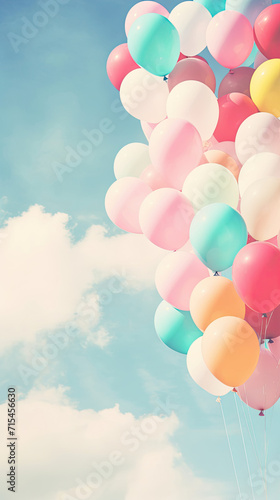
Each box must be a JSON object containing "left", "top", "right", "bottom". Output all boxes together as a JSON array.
[{"left": 0, "top": 1, "right": 280, "bottom": 499}]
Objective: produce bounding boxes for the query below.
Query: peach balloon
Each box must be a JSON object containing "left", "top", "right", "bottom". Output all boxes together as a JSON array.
[
  {"left": 202, "top": 316, "right": 260, "bottom": 387},
  {"left": 204, "top": 150, "right": 240, "bottom": 180},
  {"left": 190, "top": 276, "right": 246, "bottom": 332}
]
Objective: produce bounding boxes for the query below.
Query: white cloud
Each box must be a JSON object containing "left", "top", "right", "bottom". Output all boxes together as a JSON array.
[
  {"left": 0, "top": 387, "right": 227, "bottom": 500},
  {"left": 0, "top": 205, "right": 166, "bottom": 353}
]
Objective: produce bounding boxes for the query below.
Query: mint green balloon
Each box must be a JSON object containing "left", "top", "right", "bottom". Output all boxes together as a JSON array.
[
  {"left": 127, "top": 13, "right": 180, "bottom": 77},
  {"left": 190, "top": 203, "right": 248, "bottom": 272},
  {"left": 154, "top": 301, "right": 202, "bottom": 354},
  {"left": 195, "top": 0, "right": 226, "bottom": 17}
]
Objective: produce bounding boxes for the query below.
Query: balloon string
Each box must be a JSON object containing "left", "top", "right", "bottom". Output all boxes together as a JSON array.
[
  {"left": 264, "top": 413, "right": 268, "bottom": 500},
  {"left": 219, "top": 399, "right": 242, "bottom": 497},
  {"left": 234, "top": 393, "right": 255, "bottom": 500},
  {"left": 240, "top": 398, "right": 265, "bottom": 489}
]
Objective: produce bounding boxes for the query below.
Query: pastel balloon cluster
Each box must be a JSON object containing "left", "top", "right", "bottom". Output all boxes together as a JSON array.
[{"left": 106, "top": 1, "right": 280, "bottom": 414}]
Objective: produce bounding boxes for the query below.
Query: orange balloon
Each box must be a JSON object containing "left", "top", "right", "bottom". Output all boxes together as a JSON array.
[
  {"left": 204, "top": 150, "right": 240, "bottom": 181},
  {"left": 202, "top": 316, "right": 260, "bottom": 387},
  {"left": 190, "top": 276, "right": 245, "bottom": 332}
]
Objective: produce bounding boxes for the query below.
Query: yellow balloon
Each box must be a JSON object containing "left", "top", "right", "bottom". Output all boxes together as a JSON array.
[{"left": 250, "top": 59, "right": 280, "bottom": 117}]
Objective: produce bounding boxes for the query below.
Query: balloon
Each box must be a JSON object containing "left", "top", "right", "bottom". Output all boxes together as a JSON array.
[
  {"left": 106, "top": 44, "right": 139, "bottom": 91},
  {"left": 235, "top": 112, "right": 280, "bottom": 165},
  {"left": 120, "top": 68, "right": 169, "bottom": 122},
  {"left": 241, "top": 178, "right": 280, "bottom": 241},
  {"left": 204, "top": 150, "right": 240, "bottom": 180},
  {"left": 237, "top": 347, "right": 280, "bottom": 411},
  {"left": 168, "top": 57, "right": 216, "bottom": 93},
  {"left": 182, "top": 163, "right": 239, "bottom": 212},
  {"left": 232, "top": 242, "right": 280, "bottom": 313},
  {"left": 190, "top": 203, "right": 248, "bottom": 272},
  {"left": 250, "top": 59, "right": 280, "bottom": 118},
  {"left": 154, "top": 301, "right": 202, "bottom": 354},
  {"left": 169, "top": 2, "right": 212, "bottom": 57},
  {"left": 194, "top": 0, "right": 226, "bottom": 17},
  {"left": 253, "top": 4, "right": 280, "bottom": 59},
  {"left": 190, "top": 276, "right": 245, "bottom": 332},
  {"left": 245, "top": 304, "right": 280, "bottom": 340},
  {"left": 125, "top": 1, "right": 169, "bottom": 36},
  {"left": 127, "top": 14, "right": 180, "bottom": 76},
  {"left": 239, "top": 152, "right": 280, "bottom": 198},
  {"left": 269, "top": 335, "right": 280, "bottom": 361},
  {"left": 206, "top": 11, "right": 254, "bottom": 68},
  {"left": 209, "top": 141, "right": 242, "bottom": 170},
  {"left": 254, "top": 51, "right": 267, "bottom": 70},
  {"left": 141, "top": 121, "right": 159, "bottom": 141},
  {"left": 187, "top": 337, "right": 233, "bottom": 396},
  {"left": 202, "top": 316, "right": 260, "bottom": 387},
  {"left": 218, "top": 68, "right": 255, "bottom": 99},
  {"left": 214, "top": 93, "right": 259, "bottom": 143},
  {"left": 149, "top": 118, "right": 203, "bottom": 190},
  {"left": 105, "top": 177, "right": 152, "bottom": 233},
  {"left": 139, "top": 188, "right": 194, "bottom": 250},
  {"left": 155, "top": 251, "right": 209, "bottom": 311},
  {"left": 167, "top": 81, "right": 219, "bottom": 141},
  {"left": 114, "top": 143, "right": 150, "bottom": 179},
  {"left": 140, "top": 164, "right": 171, "bottom": 190},
  {"left": 225, "top": 0, "right": 272, "bottom": 26}
]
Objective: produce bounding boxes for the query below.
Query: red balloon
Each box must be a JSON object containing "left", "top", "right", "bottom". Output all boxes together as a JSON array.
[
  {"left": 254, "top": 5, "right": 280, "bottom": 59},
  {"left": 214, "top": 93, "right": 259, "bottom": 142},
  {"left": 107, "top": 43, "right": 139, "bottom": 90},
  {"left": 245, "top": 304, "right": 280, "bottom": 340},
  {"left": 232, "top": 242, "right": 280, "bottom": 314}
]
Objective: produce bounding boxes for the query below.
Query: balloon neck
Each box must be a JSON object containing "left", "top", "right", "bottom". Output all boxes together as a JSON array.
[
  {"left": 259, "top": 410, "right": 265, "bottom": 417},
  {"left": 214, "top": 271, "right": 219, "bottom": 276},
  {"left": 216, "top": 397, "right": 221, "bottom": 403},
  {"left": 262, "top": 313, "right": 268, "bottom": 318},
  {"left": 232, "top": 388, "right": 237, "bottom": 393},
  {"left": 163, "top": 75, "right": 168, "bottom": 82},
  {"left": 229, "top": 69, "right": 234, "bottom": 75},
  {"left": 268, "top": 339, "right": 274, "bottom": 344}
]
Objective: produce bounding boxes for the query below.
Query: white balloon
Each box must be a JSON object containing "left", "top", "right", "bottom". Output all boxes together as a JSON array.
[
  {"left": 241, "top": 177, "right": 280, "bottom": 241},
  {"left": 239, "top": 152, "right": 280, "bottom": 197},
  {"left": 169, "top": 2, "right": 212, "bottom": 56},
  {"left": 120, "top": 68, "right": 169, "bottom": 123},
  {"left": 167, "top": 81, "right": 219, "bottom": 140},
  {"left": 235, "top": 112, "right": 280, "bottom": 165},
  {"left": 183, "top": 163, "right": 239, "bottom": 211},
  {"left": 187, "top": 337, "right": 233, "bottom": 396},
  {"left": 114, "top": 143, "right": 150, "bottom": 179}
]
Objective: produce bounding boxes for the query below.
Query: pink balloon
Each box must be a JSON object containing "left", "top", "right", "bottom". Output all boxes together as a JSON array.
[
  {"left": 232, "top": 242, "right": 280, "bottom": 313},
  {"left": 206, "top": 11, "right": 254, "bottom": 68},
  {"left": 149, "top": 118, "right": 203, "bottom": 190},
  {"left": 214, "top": 93, "right": 259, "bottom": 142},
  {"left": 106, "top": 43, "right": 139, "bottom": 90},
  {"left": 139, "top": 188, "right": 194, "bottom": 250},
  {"left": 246, "top": 304, "right": 280, "bottom": 341},
  {"left": 218, "top": 67, "right": 255, "bottom": 99},
  {"left": 105, "top": 177, "right": 152, "bottom": 234},
  {"left": 140, "top": 164, "right": 171, "bottom": 190},
  {"left": 269, "top": 336, "right": 280, "bottom": 362},
  {"left": 141, "top": 120, "right": 160, "bottom": 141},
  {"left": 125, "top": 1, "right": 169, "bottom": 36},
  {"left": 238, "top": 347, "right": 280, "bottom": 412},
  {"left": 168, "top": 58, "right": 216, "bottom": 93},
  {"left": 155, "top": 251, "right": 209, "bottom": 310}
]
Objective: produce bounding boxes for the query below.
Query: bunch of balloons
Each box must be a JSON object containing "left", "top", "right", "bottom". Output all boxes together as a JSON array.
[{"left": 106, "top": 0, "right": 280, "bottom": 415}]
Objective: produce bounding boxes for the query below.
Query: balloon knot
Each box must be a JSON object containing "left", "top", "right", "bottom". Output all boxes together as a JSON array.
[
  {"left": 214, "top": 272, "right": 219, "bottom": 276},
  {"left": 268, "top": 339, "right": 274, "bottom": 344},
  {"left": 229, "top": 69, "right": 234, "bottom": 75},
  {"left": 163, "top": 75, "right": 168, "bottom": 82},
  {"left": 259, "top": 410, "right": 265, "bottom": 417},
  {"left": 232, "top": 388, "right": 237, "bottom": 393},
  {"left": 262, "top": 313, "right": 268, "bottom": 318},
  {"left": 216, "top": 397, "right": 221, "bottom": 403}
]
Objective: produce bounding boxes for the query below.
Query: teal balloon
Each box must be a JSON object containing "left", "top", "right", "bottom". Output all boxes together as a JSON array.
[
  {"left": 190, "top": 203, "right": 248, "bottom": 272},
  {"left": 195, "top": 0, "right": 226, "bottom": 17},
  {"left": 127, "top": 13, "right": 180, "bottom": 77},
  {"left": 154, "top": 301, "right": 202, "bottom": 355},
  {"left": 221, "top": 266, "right": 233, "bottom": 280},
  {"left": 241, "top": 43, "right": 258, "bottom": 67}
]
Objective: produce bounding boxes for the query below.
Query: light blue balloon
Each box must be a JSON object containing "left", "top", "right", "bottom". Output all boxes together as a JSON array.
[
  {"left": 190, "top": 203, "right": 248, "bottom": 272},
  {"left": 225, "top": 0, "right": 272, "bottom": 26},
  {"left": 127, "top": 13, "right": 180, "bottom": 77},
  {"left": 154, "top": 301, "right": 202, "bottom": 355},
  {"left": 195, "top": 0, "right": 226, "bottom": 17}
]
